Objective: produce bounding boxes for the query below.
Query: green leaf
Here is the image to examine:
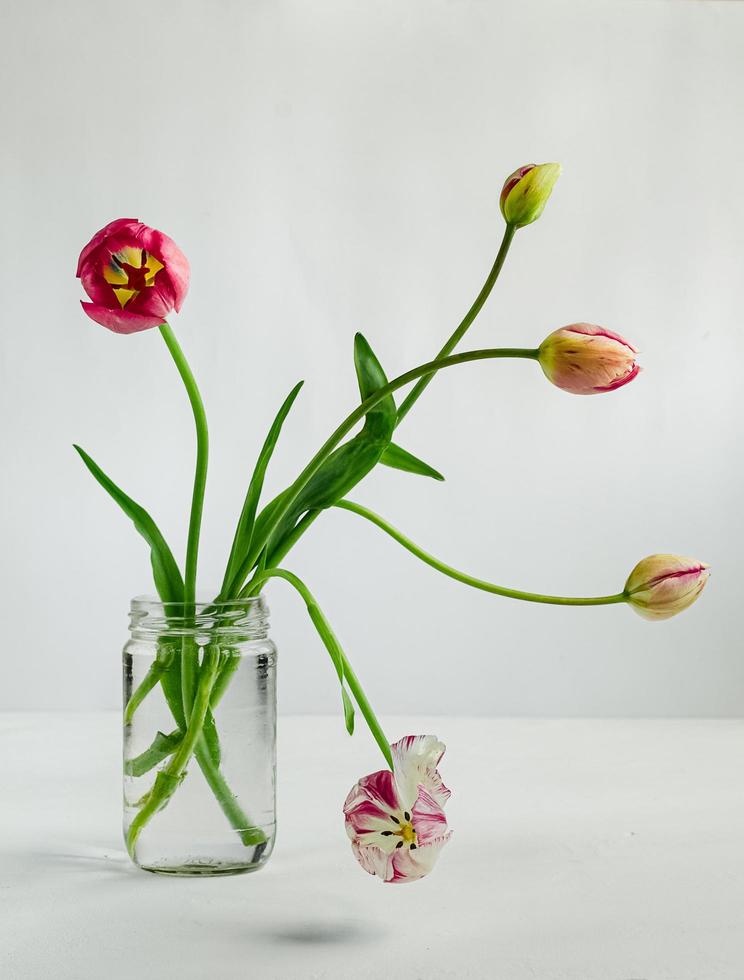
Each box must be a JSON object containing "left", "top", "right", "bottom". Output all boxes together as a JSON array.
[
  {"left": 306, "top": 601, "right": 355, "bottom": 736},
  {"left": 258, "top": 335, "right": 396, "bottom": 561},
  {"left": 73, "top": 445, "right": 184, "bottom": 603},
  {"left": 223, "top": 382, "right": 304, "bottom": 593},
  {"left": 125, "top": 730, "right": 183, "bottom": 778},
  {"left": 353, "top": 332, "right": 396, "bottom": 437},
  {"left": 379, "top": 442, "right": 444, "bottom": 481},
  {"left": 342, "top": 687, "right": 355, "bottom": 735}
]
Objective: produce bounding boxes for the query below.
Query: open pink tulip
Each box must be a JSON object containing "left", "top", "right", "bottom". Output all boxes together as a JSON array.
[
  {"left": 538, "top": 323, "right": 640, "bottom": 395},
  {"left": 625, "top": 554, "right": 710, "bottom": 621},
  {"left": 343, "top": 735, "right": 451, "bottom": 884},
  {"left": 76, "top": 218, "right": 190, "bottom": 334}
]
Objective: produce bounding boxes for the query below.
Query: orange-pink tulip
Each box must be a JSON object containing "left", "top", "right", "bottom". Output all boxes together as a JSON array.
[{"left": 538, "top": 323, "right": 640, "bottom": 395}]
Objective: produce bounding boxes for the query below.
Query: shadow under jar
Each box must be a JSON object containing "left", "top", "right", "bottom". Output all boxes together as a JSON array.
[{"left": 123, "top": 595, "right": 277, "bottom": 876}]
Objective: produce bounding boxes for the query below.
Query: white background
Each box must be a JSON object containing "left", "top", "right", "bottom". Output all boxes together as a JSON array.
[{"left": 1, "top": 0, "right": 742, "bottom": 715}]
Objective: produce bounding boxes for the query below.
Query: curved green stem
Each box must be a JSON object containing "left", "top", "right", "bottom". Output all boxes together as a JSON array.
[
  {"left": 126, "top": 645, "right": 219, "bottom": 857},
  {"left": 159, "top": 322, "right": 209, "bottom": 722},
  {"left": 159, "top": 322, "right": 208, "bottom": 609},
  {"left": 396, "top": 224, "right": 516, "bottom": 425},
  {"left": 246, "top": 567, "right": 393, "bottom": 769},
  {"left": 335, "top": 499, "right": 627, "bottom": 607},
  {"left": 233, "top": 347, "right": 539, "bottom": 595}
]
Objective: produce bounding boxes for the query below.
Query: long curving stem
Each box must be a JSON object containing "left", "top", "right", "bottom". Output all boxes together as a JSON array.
[
  {"left": 227, "top": 231, "right": 518, "bottom": 583},
  {"left": 396, "top": 224, "right": 516, "bottom": 425},
  {"left": 334, "top": 499, "right": 627, "bottom": 607},
  {"left": 245, "top": 567, "right": 394, "bottom": 769},
  {"left": 159, "top": 321, "right": 209, "bottom": 720},
  {"left": 234, "top": 348, "right": 540, "bottom": 595}
]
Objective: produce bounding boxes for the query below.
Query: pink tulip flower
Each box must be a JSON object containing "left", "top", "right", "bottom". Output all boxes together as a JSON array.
[
  {"left": 538, "top": 323, "right": 640, "bottom": 395},
  {"left": 625, "top": 554, "right": 710, "bottom": 621},
  {"left": 343, "top": 735, "right": 452, "bottom": 884},
  {"left": 76, "top": 218, "right": 190, "bottom": 334}
]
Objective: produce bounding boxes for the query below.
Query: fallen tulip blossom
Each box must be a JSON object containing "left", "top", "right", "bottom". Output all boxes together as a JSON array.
[{"left": 343, "top": 734, "right": 451, "bottom": 884}]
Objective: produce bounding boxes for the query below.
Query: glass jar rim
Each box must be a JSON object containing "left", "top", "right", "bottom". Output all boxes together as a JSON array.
[
  {"left": 129, "top": 593, "right": 269, "bottom": 639},
  {"left": 130, "top": 594, "right": 265, "bottom": 613}
]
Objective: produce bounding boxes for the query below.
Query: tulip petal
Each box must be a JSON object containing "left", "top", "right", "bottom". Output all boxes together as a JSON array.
[
  {"left": 76, "top": 218, "right": 141, "bottom": 277},
  {"left": 144, "top": 228, "right": 190, "bottom": 311},
  {"left": 389, "top": 832, "right": 452, "bottom": 884},
  {"left": 410, "top": 786, "right": 449, "bottom": 845},
  {"left": 80, "top": 301, "right": 164, "bottom": 335},
  {"left": 351, "top": 840, "right": 394, "bottom": 881},
  {"left": 391, "top": 734, "right": 450, "bottom": 810}
]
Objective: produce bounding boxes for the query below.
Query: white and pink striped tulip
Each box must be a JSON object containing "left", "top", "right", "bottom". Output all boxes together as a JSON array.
[
  {"left": 625, "top": 554, "right": 710, "bottom": 621},
  {"left": 538, "top": 323, "right": 640, "bottom": 395},
  {"left": 343, "top": 735, "right": 451, "bottom": 884}
]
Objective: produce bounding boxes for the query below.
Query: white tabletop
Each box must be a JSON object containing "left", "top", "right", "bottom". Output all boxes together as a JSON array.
[{"left": 2, "top": 713, "right": 744, "bottom": 979}]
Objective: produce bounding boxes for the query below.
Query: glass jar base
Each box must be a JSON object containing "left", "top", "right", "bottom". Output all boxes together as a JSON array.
[{"left": 140, "top": 861, "right": 265, "bottom": 877}]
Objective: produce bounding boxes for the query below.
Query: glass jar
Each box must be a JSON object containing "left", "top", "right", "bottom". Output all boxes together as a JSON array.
[{"left": 122, "top": 596, "right": 277, "bottom": 876}]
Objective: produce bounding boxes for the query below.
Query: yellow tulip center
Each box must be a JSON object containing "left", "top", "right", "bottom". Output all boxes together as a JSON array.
[
  {"left": 381, "top": 810, "right": 418, "bottom": 850},
  {"left": 103, "top": 246, "right": 164, "bottom": 308}
]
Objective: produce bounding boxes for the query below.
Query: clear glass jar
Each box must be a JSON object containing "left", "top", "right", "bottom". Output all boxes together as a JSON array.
[{"left": 122, "top": 596, "right": 277, "bottom": 876}]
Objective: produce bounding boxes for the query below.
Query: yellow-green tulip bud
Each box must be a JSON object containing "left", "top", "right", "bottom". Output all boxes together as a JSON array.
[
  {"left": 499, "top": 162, "right": 561, "bottom": 228},
  {"left": 624, "top": 555, "right": 710, "bottom": 621}
]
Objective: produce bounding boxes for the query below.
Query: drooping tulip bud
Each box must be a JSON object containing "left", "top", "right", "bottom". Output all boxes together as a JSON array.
[
  {"left": 538, "top": 323, "right": 640, "bottom": 395},
  {"left": 624, "top": 555, "right": 710, "bottom": 621},
  {"left": 499, "top": 162, "right": 561, "bottom": 228},
  {"left": 76, "top": 218, "right": 190, "bottom": 334}
]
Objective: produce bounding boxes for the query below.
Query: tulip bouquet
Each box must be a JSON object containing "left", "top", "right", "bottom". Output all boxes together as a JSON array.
[{"left": 75, "top": 163, "right": 709, "bottom": 882}]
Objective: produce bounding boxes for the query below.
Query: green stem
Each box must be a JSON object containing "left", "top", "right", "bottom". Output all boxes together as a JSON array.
[
  {"left": 126, "top": 646, "right": 219, "bottom": 857},
  {"left": 158, "top": 322, "right": 208, "bottom": 611},
  {"left": 233, "top": 347, "right": 539, "bottom": 596},
  {"left": 194, "top": 739, "right": 267, "bottom": 847},
  {"left": 264, "top": 509, "right": 321, "bottom": 571},
  {"left": 245, "top": 567, "right": 394, "bottom": 770},
  {"left": 158, "top": 322, "right": 208, "bottom": 721},
  {"left": 236, "top": 234, "right": 517, "bottom": 577},
  {"left": 124, "top": 662, "right": 165, "bottom": 726},
  {"left": 335, "top": 499, "right": 627, "bottom": 607},
  {"left": 396, "top": 224, "right": 516, "bottom": 425},
  {"left": 337, "top": 654, "right": 393, "bottom": 770}
]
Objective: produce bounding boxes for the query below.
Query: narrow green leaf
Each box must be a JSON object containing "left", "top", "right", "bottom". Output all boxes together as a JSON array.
[
  {"left": 125, "top": 730, "right": 183, "bottom": 778},
  {"left": 342, "top": 687, "right": 355, "bottom": 735},
  {"left": 306, "top": 602, "right": 355, "bottom": 735},
  {"left": 353, "top": 332, "right": 396, "bottom": 437},
  {"left": 73, "top": 445, "right": 184, "bottom": 603},
  {"left": 380, "top": 442, "right": 445, "bottom": 481},
  {"left": 307, "top": 603, "right": 343, "bottom": 682},
  {"left": 223, "top": 382, "right": 304, "bottom": 594},
  {"left": 257, "top": 335, "right": 396, "bottom": 561}
]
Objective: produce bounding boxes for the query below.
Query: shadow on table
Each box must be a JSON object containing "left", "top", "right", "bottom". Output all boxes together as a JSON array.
[
  {"left": 264, "top": 920, "right": 378, "bottom": 947},
  {"left": 4, "top": 843, "right": 135, "bottom": 877}
]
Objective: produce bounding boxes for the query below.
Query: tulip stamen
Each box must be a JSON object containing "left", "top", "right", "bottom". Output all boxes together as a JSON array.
[{"left": 103, "top": 247, "right": 165, "bottom": 309}]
